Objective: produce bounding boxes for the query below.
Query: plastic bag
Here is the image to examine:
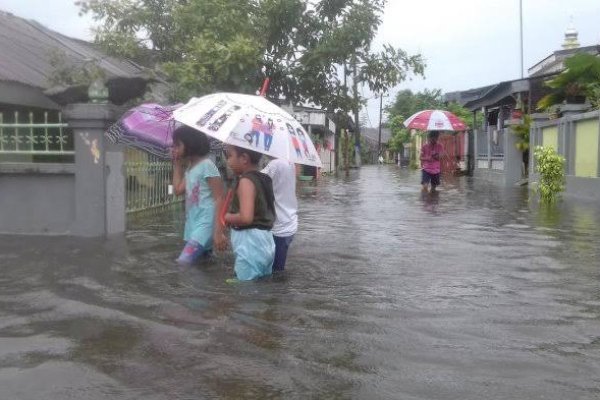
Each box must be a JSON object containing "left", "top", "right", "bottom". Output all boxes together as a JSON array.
[{"left": 231, "top": 229, "right": 275, "bottom": 280}]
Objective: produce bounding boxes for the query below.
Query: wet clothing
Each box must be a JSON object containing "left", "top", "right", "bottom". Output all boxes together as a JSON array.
[
  {"left": 262, "top": 159, "right": 297, "bottom": 237},
  {"left": 231, "top": 229, "right": 275, "bottom": 280},
  {"left": 272, "top": 235, "right": 294, "bottom": 272},
  {"left": 262, "top": 159, "right": 298, "bottom": 272},
  {"left": 182, "top": 159, "right": 220, "bottom": 250},
  {"left": 420, "top": 142, "right": 444, "bottom": 174},
  {"left": 177, "top": 240, "right": 211, "bottom": 264},
  {"left": 228, "top": 170, "right": 276, "bottom": 280},
  {"left": 421, "top": 170, "right": 440, "bottom": 187},
  {"left": 229, "top": 171, "right": 275, "bottom": 231}
]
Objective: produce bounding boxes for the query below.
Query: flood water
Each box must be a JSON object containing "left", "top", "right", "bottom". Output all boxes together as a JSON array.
[{"left": 1, "top": 165, "right": 600, "bottom": 399}]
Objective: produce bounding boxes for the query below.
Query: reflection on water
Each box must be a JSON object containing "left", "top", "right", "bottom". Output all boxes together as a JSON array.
[{"left": 1, "top": 166, "right": 600, "bottom": 399}]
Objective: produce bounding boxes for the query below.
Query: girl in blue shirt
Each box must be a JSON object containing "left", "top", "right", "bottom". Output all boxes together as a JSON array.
[{"left": 171, "top": 126, "right": 226, "bottom": 264}]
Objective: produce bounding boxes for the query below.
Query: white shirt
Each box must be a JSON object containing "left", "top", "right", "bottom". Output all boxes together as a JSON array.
[{"left": 262, "top": 159, "right": 298, "bottom": 237}]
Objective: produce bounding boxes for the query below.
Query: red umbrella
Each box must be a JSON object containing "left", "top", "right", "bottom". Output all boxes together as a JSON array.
[{"left": 404, "top": 109, "right": 467, "bottom": 131}]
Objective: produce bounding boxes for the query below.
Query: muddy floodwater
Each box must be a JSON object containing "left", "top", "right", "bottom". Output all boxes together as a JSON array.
[{"left": 1, "top": 166, "right": 599, "bottom": 399}]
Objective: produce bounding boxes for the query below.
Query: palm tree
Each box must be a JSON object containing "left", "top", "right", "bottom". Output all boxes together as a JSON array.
[{"left": 537, "top": 53, "right": 600, "bottom": 111}]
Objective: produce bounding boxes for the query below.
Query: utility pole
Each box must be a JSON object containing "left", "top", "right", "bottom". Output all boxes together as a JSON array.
[
  {"left": 352, "top": 56, "right": 361, "bottom": 168},
  {"left": 519, "top": 0, "right": 524, "bottom": 78},
  {"left": 377, "top": 93, "right": 384, "bottom": 155}
]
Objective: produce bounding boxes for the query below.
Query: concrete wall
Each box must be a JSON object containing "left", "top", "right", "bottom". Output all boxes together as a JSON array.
[
  {"left": 531, "top": 110, "right": 600, "bottom": 200},
  {"left": 0, "top": 163, "right": 75, "bottom": 234},
  {"left": 573, "top": 119, "right": 599, "bottom": 177}
]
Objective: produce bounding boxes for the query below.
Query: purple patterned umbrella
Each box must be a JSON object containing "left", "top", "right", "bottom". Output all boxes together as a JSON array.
[{"left": 106, "top": 103, "right": 182, "bottom": 159}]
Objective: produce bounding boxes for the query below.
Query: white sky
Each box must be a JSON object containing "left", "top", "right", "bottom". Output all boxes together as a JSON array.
[{"left": 1, "top": 0, "right": 599, "bottom": 126}]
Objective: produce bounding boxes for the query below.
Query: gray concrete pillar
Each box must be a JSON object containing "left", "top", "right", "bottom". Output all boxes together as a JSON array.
[
  {"left": 63, "top": 103, "right": 125, "bottom": 237},
  {"left": 503, "top": 125, "right": 523, "bottom": 186}
]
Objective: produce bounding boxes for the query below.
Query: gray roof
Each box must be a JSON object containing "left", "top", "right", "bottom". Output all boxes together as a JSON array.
[
  {"left": 528, "top": 45, "right": 600, "bottom": 77},
  {"left": 0, "top": 10, "right": 145, "bottom": 89},
  {"left": 444, "top": 85, "right": 495, "bottom": 106},
  {"left": 461, "top": 78, "right": 529, "bottom": 111},
  {"left": 445, "top": 45, "right": 600, "bottom": 112},
  {"left": 0, "top": 10, "right": 157, "bottom": 108},
  {"left": 362, "top": 127, "right": 392, "bottom": 144}
]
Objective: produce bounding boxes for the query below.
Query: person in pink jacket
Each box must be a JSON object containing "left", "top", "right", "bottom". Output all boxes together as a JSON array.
[{"left": 420, "top": 131, "right": 444, "bottom": 193}]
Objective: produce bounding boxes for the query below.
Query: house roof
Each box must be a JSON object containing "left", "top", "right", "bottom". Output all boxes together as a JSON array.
[
  {"left": 445, "top": 45, "right": 600, "bottom": 113},
  {"left": 362, "top": 127, "right": 392, "bottom": 144},
  {"left": 461, "top": 78, "right": 530, "bottom": 111},
  {"left": 0, "top": 10, "right": 152, "bottom": 107},
  {"left": 444, "top": 84, "right": 496, "bottom": 106},
  {"left": 0, "top": 10, "right": 145, "bottom": 88},
  {"left": 528, "top": 45, "right": 600, "bottom": 77}
]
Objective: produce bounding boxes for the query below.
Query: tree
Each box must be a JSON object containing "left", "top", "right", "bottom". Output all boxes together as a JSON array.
[
  {"left": 387, "top": 114, "right": 410, "bottom": 152},
  {"left": 386, "top": 88, "right": 443, "bottom": 120},
  {"left": 537, "top": 53, "right": 600, "bottom": 111},
  {"left": 77, "top": 0, "right": 425, "bottom": 119},
  {"left": 77, "top": 0, "right": 269, "bottom": 99},
  {"left": 294, "top": 1, "right": 425, "bottom": 169},
  {"left": 445, "top": 101, "right": 475, "bottom": 131},
  {"left": 386, "top": 114, "right": 411, "bottom": 166}
]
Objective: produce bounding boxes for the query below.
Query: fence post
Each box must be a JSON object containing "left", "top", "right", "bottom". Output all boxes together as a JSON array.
[
  {"left": 529, "top": 113, "right": 549, "bottom": 180},
  {"left": 63, "top": 103, "right": 125, "bottom": 237},
  {"left": 503, "top": 123, "right": 522, "bottom": 185}
]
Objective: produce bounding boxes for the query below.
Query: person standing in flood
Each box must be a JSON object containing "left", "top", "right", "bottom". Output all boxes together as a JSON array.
[
  {"left": 420, "top": 130, "right": 444, "bottom": 193},
  {"left": 262, "top": 158, "right": 298, "bottom": 272},
  {"left": 171, "top": 126, "right": 226, "bottom": 264}
]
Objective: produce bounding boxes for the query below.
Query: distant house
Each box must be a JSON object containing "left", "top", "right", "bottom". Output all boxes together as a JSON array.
[
  {"left": 279, "top": 104, "right": 337, "bottom": 175},
  {"left": 361, "top": 127, "right": 392, "bottom": 163},
  {"left": 443, "top": 23, "right": 600, "bottom": 187}
]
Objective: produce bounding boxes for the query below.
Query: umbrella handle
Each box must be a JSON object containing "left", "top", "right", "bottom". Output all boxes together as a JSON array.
[
  {"left": 259, "top": 78, "right": 270, "bottom": 97},
  {"left": 219, "top": 189, "right": 234, "bottom": 227}
]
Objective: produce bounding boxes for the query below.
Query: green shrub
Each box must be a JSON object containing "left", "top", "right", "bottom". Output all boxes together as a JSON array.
[{"left": 533, "top": 146, "right": 566, "bottom": 203}]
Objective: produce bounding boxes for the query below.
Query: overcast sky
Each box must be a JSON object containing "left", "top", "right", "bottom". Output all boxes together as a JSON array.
[{"left": 1, "top": 0, "right": 599, "bottom": 126}]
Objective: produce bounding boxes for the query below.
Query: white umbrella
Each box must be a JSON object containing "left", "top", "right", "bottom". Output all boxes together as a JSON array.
[{"left": 173, "top": 93, "right": 322, "bottom": 167}]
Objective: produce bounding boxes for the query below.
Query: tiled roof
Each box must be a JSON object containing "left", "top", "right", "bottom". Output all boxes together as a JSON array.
[{"left": 0, "top": 10, "right": 146, "bottom": 89}]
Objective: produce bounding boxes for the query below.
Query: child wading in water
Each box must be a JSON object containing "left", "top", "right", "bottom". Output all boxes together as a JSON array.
[
  {"left": 222, "top": 144, "right": 276, "bottom": 281},
  {"left": 172, "top": 126, "right": 226, "bottom": 264}
]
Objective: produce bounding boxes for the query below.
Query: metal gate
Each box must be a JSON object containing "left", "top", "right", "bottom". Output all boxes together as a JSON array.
[{"left": 125, "top": 148, "right": 181, "bottom": 213}]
